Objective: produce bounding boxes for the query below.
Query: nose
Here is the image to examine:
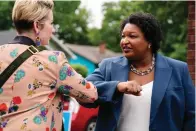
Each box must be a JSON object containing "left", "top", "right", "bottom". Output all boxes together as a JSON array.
[{"left": 122, "top": 37, "right": 129, "bottom": 44}]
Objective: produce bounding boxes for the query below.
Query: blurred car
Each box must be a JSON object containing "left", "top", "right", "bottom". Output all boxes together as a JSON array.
[{"left": 63, "top": 97, "right": 98, "bottom": 131}]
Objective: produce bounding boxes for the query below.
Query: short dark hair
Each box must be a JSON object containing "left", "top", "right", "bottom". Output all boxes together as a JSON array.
[
  {"left": 120, "top": 12, "right": 163, "bottom": 54},
  {"left": 13, "top": 20, "right": 34, "bottom": 34}
]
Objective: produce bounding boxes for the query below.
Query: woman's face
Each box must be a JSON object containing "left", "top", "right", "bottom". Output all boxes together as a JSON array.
[
  {"left": 120, "top": 23, "right": 151, "bottom": 60},
  {"left": 39, "top": 10, "right": 55, "bottom": 45}
]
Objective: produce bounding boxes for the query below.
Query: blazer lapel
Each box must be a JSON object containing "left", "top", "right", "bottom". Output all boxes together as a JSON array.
[
  {"left": 109, "top": 55, "right": 172, "bottom": 127},
  {"left": 150, "top": 54, "right": 172, "bottom": 127},
  {"left": 111, "top": 57, "right": 129, "bottom": 81},
  {"left": 111, "top": 57, "right": 129, "bottom": 123}
]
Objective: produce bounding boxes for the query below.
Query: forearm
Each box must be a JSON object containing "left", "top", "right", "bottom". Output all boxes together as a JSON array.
[
  {"left": 80, "top": 81, "right": 122, "bottom": 108},
  {"left": 56, "top": 53, "right": 98, "bottom": 103}
]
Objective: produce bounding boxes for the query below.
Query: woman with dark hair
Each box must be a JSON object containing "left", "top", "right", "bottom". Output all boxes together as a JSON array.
[{"left": 82, "top": 12, "right": 195, "bottom": 131}]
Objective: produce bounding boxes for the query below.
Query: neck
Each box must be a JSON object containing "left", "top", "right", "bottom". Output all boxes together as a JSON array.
[
  {"left": 18, "top": 32, "right": 36, "bottom": 44},
  {"left": 130, "top": 53, "right": 153, "bottom": 69}
]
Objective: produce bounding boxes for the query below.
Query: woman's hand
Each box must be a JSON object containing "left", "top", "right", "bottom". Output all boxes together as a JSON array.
[{"left": 117, "top": 80, "right": 142, "bottom": 96}]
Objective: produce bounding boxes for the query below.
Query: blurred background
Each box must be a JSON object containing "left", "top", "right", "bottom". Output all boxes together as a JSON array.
[
  {"left": 0, "top": 1, "right": 188, "bottom": 74},
  {"left": 0, "top": 1, "right": 192, "bottom": 131}
]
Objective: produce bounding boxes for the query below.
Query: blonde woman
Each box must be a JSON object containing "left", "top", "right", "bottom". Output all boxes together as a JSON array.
[{"left": 0, "top": 0, "right": 97, "bottom": 130}]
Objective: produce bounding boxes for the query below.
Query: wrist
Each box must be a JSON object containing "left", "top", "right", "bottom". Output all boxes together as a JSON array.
[{"left": 117, "top": 82, "right": 124, "bottom": 93}]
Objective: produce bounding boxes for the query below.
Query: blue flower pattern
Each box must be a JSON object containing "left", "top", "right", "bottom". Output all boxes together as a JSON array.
[
  {"left": 10, "top": 48, "right": 18, "bottom": 58},
  {"left": 59, "top": 66, "right": 75, "bottom": 81},
  {"left": 33, "top": 116, "right": 42, "bottom": 125},
  {"left": 14, "top": 70, "right": 25, "bottom": 82},
  {"left": 33, "top": 106, "right": 48, "bottom": 125},
  {"left": 0, "top": 88, "right": 3, "bottom": 94},
  {"left": 58, "top": 85, "right": 73, "bottom": 95},
  {"left": 0, "top": 48, "right": 94, "bottom": 129},
  {"left": 48, "top": 55, "right": 58, "bottom": 64}
]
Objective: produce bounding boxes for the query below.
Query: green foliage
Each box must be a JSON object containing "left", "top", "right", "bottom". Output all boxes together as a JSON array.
[
  {"left": 54, "top": 1, "right": 90, "bottom": 45},
  {"left": 88, "top": 1, "right": 188, "bottom": 61},
  {"left": 0, "top": 1, "right": 189, "bottom": 61},
  {"left": 0, "top": 1, "right": 91, "bottom": 46},
  {"left": 142, "top": 1, "right": 188, "bottom": 61},
  {"left": 0, "top": 1, "right": 14, "bottom": 30},
  {"left": 87, "top": 28, "right": 102, "bottom": 46},
  {"left": 71, "top": 64, "right": 88, "bottom": 77}
]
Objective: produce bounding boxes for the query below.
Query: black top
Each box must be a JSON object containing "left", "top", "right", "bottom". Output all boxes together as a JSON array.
[{"left": 9, "top": 36, "right": 36, "bottom": 46}]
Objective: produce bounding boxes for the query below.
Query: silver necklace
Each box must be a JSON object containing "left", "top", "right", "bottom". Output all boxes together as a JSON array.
[{"left": 130, "top": 55, "right": 155, "bottom": 76}]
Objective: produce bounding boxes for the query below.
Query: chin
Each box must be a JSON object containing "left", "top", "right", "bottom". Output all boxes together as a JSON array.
[
  {"left": 123, "top": 52, "right": 137, "bottom": 60},
  {"left": 41, "top": 40, "right": 49, "bottom": 45},
  {"left": 123, "top": 52, "right": 133, "bottom": 57}
]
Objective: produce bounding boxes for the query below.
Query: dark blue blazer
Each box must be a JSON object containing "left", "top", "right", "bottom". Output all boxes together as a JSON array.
[{"left": 83, "top": 54, "right": 195, "bottom": 131}]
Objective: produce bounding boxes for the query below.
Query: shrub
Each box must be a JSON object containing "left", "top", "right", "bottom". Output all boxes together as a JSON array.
[{"left": 71, "top": 64, "right": 88, "bottom": 77}]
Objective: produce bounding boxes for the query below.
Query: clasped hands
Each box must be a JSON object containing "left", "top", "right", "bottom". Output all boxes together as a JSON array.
[{"left": 117, "top": 80, "right": 142, "bottom": 96}]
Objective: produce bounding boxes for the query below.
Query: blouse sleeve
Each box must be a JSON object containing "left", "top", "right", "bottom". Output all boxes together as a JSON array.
[{"left": 56, "top": 52, "right": 98, "bottom": 103}]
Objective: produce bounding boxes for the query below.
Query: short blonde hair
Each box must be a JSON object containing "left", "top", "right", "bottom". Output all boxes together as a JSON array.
[{"left": 12, "top": 0, "right": 54, "bottom": 33}]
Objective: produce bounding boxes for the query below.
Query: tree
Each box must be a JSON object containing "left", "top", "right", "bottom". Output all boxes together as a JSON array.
[
  {"left": 0, "top": 1, "right": 188, "bottom": 61},
  {"left": 54, "top": 1, "right": 91, "bottom": 45},
  {"left": 0, "top": 1, "right": 14, "bottom": 30},
  {"left": 0, "top": 1, "right": 91, "bottom": 46},
  {"left": 87, "top": 28, "right": 102, "bottom": 46},
  {"left": 71, "top": 64, "right": 88, "bottom": 77},
  {"left": 142, "top": 1, "right": 188, "bottom": 61},
  {"left": 90, "top": 1, "right": 188, "bottom": 61}
]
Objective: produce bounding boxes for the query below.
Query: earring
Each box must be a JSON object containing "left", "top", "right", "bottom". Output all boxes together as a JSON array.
[
  {"left": 35, "top": 32, "right": 41, "bottom": 46},
  {"left": 148, "top": 44, "right": 151, "bottom": 48}
]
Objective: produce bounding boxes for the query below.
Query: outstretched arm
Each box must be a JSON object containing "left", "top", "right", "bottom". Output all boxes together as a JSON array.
[
  {"left": 56, "top": 52, "right": 98, "bottom": 103},
  {"left": 80, "top": 59, "right": 142, "bottom": 108}
]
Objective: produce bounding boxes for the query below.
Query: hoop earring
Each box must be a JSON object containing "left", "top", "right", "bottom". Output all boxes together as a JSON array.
[{"left": 35, "top": 32, "right": 41, "bottom": 46}]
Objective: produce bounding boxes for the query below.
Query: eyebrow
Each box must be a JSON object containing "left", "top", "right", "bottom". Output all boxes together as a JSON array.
[{"left": 122, "top": 31, "right": 137, "bottom": 34}]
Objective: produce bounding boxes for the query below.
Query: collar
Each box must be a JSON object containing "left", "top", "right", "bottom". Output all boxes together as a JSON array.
[{"left": 9, "top": 36, "right": 36, "bottom": 46}]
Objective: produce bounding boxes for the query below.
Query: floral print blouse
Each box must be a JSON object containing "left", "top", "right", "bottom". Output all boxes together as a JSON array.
[{"left": 0, "top": 36, "right": 97, "bottom": 131}]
